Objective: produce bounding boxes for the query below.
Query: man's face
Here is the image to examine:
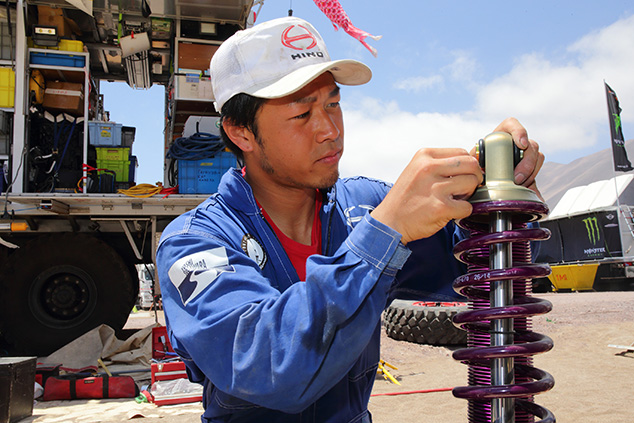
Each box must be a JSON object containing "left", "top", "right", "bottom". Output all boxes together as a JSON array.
[{"left": 247, "top": 72, "right": 344, "bottom": 190}]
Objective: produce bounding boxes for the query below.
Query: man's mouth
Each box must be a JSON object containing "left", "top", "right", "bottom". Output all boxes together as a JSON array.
[{"left": 317, "top": 149, "right": 342, "bottom": 165}]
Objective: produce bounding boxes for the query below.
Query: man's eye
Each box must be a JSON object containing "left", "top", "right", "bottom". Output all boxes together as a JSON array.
[
  {"left": 293, "top": 111, "right": 310, "bottom": 119},
  {"left": 328, "top": 102, "right": 340, "bottom": 108}
]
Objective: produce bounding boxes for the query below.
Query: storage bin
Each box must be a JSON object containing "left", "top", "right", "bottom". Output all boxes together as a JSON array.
[
  {"left": 121, "top": 126, "right": 136, "bottom": 147},
  {"left": 178, "top": 151, "right": 237, "bottom": 194},
  {"left": 30, "top": 51, "right": 85, "bottom": 67},
  {"left": 96, "top": 159, "right": 130, "bottom": 182},
  {"left": 129, "top": 155, "right": 138, "bottom": 183},
  {"left": 0, "top": 18, "right": 16, "bottom": 61},
  {"left": 96, "top": 147, "right": 130, "bottom": 162},
  {"left": 89, "top": 121, "right": 123, "bottom": 146},
  {"left": 0, "top": 357, "right": 36, "bottom": 423},
  {"left": 0, "top": 67, "right": 15, "bottom": 108},
  {"left": 58, "top": 39, "right": 84, "bottom": 52}
]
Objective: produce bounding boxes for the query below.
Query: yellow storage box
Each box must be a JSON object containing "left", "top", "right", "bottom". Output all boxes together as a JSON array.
[{"left": 0, "top": 67, "right": 15, "bottom": 108}]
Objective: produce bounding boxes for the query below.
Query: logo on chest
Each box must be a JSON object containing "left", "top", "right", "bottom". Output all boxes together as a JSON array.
[{"left": 241, "top": 234, "right": 267, "bottom": 269}]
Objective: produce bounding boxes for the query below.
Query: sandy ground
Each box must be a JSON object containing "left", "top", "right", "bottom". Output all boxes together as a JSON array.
[
  {"left": 370, "top": 291, "right": 634, "bottom": 422},
  {"left": 22, "top": 291, "right": 634, "bottom": 422}
]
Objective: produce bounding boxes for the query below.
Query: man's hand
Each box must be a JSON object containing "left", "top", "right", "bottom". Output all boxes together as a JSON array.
[
  {"left": 373, "top": 118, "right": 545, "bottom": 245},
  {"left": 372, "top": 148, "right": 483, "bottom": 245},
  {"left": 491, "top": 117, "right": 545, "bottom": 197}
]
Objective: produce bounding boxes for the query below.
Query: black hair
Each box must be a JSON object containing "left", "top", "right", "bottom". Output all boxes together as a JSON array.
[{"left": 219, "top": 93, "right": 267, "bottom": 162}]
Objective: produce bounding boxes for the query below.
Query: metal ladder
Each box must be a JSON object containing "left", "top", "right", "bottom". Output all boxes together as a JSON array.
[{"left": 619, "top": 205, "right": 634, "bottom": 241}]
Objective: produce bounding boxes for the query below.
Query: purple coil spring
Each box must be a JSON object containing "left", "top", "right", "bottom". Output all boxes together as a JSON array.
[{"left": 452, "top": 200, "right": 556, "bottom": 423}]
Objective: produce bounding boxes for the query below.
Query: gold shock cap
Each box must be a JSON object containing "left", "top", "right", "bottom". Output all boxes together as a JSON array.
[{"left": 469, "top": 131, "right": 542, "bottom": 204}]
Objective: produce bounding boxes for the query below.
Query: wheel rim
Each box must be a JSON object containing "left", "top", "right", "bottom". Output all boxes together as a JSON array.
[{"left": 28, "top": 265, "right": 98, "bottom": 329}]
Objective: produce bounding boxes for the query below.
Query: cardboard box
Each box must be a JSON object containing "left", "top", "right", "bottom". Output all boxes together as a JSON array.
[
  {"left": 178, "top": 42, "right": 218, "bottom": 71},
  {"left": 0, "top": 357, "right": 36, "bottom": 423},
  {"left": 175, "top": 73, "right": 212, "bottom": 101},
  {"left": 43, "top": 81, "right": 84, "bottom": 116},
  {"left": 37, "top": 6, "right": 73, "bottom": 38}
]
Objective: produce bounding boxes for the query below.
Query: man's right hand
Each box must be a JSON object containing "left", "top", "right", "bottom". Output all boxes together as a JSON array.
[{"left": 371, "top": 148, "right": 483, "bottom": 245}]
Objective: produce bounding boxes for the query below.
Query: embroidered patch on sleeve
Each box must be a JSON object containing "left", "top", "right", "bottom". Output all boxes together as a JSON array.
[
  {"left": 168, "top": 247, "right": 235, "bottom": 305},
  {"left": 343, "top": 204, "right": 375, "bottom": 228}
]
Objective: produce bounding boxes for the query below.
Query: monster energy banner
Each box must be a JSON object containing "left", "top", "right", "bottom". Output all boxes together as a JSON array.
[
  {"left": 605, "top": 82, "right": 633, "bottom": 172},
  {"left": 549, "top": 211, "right": 623, "bottom": 262},
  {"left": 535, "top": 220, "right": 563, "bottom": 263}
]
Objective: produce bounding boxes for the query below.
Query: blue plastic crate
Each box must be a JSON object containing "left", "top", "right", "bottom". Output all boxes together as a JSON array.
[
  {"left": 30, "top": 51, "right": 85, "bottom": 67},
  {"left": 178, "top": 152, "right": 237, "bottom": 194},
  {"left": 89, "top": 121, "right": 122, "bottom": 146}
]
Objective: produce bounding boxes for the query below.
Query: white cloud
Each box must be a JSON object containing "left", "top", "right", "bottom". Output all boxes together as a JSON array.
[
  {"left": 394, "top": 74, "right": 443, "bottom": 92},
  {"left": 341, "top": 14, "right": 634, "bottom": 182},
  {"left": 444, "top": 50, "right": 478, "bottom": 84},
  {"left": 392, "top": 50, "right": 477, "bottom": 93},
  {"left": 473, "top": 15, "right": 634, "bottom": 158},
  {"left": 340, "top": 101, "right": 494, "bottom": 183}
]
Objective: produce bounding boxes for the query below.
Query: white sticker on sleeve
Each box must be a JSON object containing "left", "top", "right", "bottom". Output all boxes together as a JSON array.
[{"left": 168, "top": 247, "right": 235, "bottom": 305}]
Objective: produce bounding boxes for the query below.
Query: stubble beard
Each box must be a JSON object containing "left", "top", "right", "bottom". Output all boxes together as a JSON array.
[{"left": 256, "top": 135, "right": 340, "bottom": 190}]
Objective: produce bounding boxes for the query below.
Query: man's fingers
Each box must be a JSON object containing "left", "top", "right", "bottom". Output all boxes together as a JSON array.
[
  {"left": 514, "top": 139, "right": 543, "bottom": 186},
  {"left": 437, "top": 155, "right": 483, "bottom": 181},
  {"left": 420, "top": 147, "right": 472, "bottom": 160},
  {"left": 439, "top": 173, "right": 482, "bottom": 202},
  {"left": 494, "top": 117, "right": 529, "bottom": 149}
]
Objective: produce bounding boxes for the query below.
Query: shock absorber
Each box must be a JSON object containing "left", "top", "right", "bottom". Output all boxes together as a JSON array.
[{"left": 451, "top": 132, "right": 556, "bottom": 423}]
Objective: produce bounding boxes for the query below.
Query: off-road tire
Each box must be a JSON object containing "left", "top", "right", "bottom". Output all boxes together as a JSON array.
[
  {"left": 384, "top": 300, "right": 468, "bottom": 346},
  {"left": 0, "top": 233, "right": 136, "bottom": 356}
]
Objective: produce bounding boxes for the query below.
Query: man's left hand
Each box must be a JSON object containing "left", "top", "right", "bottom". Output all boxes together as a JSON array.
[{"left": 477, "top": 117, "right": 545, "bottom": 199}]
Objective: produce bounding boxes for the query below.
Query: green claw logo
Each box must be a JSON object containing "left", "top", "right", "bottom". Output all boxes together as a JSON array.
[
  {"left": 583, "top": 217, "right": 600, "bottom": 245},
  {"left": 613, "top": 113, "right": 622, "bottom": 134}
]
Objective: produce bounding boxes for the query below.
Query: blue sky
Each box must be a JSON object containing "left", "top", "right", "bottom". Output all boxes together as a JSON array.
[{"left": 102, "top": 0, "right": 634, "bottom": 185}]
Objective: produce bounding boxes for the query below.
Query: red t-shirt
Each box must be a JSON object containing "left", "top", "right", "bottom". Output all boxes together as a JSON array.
[{"left": 259, "top": 195, "right": 322, "bottom": 281}]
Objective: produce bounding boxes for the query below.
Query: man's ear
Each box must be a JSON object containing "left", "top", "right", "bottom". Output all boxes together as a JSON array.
[{"left": 223, "top": 119, "right": 255, "bottom": 153}]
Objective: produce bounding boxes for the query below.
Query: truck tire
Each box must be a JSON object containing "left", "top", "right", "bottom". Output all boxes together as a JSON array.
[
  {"left": 384, "top": 300, "right": 468, "bottom": 346},
  {"left": 0, "top": 233, "right": 137, "bottom": 356}
]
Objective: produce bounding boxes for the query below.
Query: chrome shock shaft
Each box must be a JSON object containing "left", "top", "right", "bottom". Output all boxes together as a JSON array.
[
  {"left": 491, "top": 211, "right": 514, "bottom": 423},
  {"left": 451, "top": 132, "right": 556, "bottom": 423}
]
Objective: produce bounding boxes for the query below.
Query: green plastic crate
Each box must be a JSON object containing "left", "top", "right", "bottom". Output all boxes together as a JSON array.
[
  {"left": 96, "top": 159, "right": 130, "bottom": 182},
  {"left": 96, "top": 147, "right": 130, "bottom": 162}
]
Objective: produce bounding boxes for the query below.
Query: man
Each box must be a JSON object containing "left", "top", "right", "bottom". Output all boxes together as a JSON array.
[{"left": 156, "top": 16, "right": 543, "bottom": 423}]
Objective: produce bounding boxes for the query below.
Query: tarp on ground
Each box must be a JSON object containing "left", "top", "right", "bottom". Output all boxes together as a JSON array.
[{"left": 37, "top": 324, "right": 156, "bottom": 374}]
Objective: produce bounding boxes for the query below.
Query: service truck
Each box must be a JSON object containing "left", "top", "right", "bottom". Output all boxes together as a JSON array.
[{"left": 0, "top": 0, "right": 257, "bottom": 356}]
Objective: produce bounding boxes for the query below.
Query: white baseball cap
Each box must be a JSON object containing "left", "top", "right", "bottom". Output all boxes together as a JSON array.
[{"left": 210, "top": 16, "right": 372, "bottom": 112}]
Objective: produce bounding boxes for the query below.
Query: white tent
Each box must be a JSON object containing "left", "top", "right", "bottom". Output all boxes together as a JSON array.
[{"left": 548, "top": 174, "right": 634, "bottom": 219}]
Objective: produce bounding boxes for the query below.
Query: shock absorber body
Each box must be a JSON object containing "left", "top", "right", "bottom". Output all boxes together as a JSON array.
[{"left": 452, "top": 132, "right": 556, "bottom": 423}]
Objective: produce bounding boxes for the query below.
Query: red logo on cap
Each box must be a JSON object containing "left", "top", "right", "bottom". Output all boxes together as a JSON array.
[{"left": 281, "top": 25, "right": 317, "bottom": 50}]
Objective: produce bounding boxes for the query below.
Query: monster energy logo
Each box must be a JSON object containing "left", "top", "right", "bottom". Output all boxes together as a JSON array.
[
  {"left": 583, "top": 217, "right": 601, "bottom": 245},
  {"left": 613, "top": 113, "right": 622, "bottom": 134}
]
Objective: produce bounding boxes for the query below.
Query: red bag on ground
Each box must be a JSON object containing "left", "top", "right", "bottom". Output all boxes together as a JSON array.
[{"left": 43, "top": 374, "right": 139, "bottom": 401}]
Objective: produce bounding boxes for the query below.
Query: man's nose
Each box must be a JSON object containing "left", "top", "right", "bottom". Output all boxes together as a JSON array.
[{"left": 315, "top": 110, "right": 340, "bottom": 143}]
